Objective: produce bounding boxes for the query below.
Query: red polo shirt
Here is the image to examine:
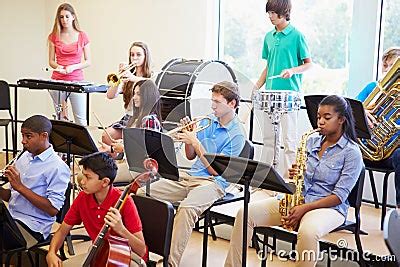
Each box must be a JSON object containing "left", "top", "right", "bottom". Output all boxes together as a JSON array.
[{"left": 64, "top": 186, "right": 147, "bottom": 260}]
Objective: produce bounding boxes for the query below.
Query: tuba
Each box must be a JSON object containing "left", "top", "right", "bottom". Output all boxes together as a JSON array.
[
  {"left": 279, "top": 128, "right": 319, "bottom": 231},
  {"left": 358, "top": 58, "right": 399, "bottom": 161}
]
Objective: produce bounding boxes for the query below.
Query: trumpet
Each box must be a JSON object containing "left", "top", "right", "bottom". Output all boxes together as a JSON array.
[
  {"left": 166, "top": 115, "right": 212, "bottom": 139},
  {"left": 107, "top": 62, "right": 137, "bottom": 87},
  {"left": 0, "top": 149, "right": 26, "bottom": 177}
]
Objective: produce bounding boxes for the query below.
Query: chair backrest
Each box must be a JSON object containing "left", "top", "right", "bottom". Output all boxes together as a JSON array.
[
  {"left": 0, "top": 80, "right": 11, "bottom": 111},
  {"left": 383, "top": 209, "right": 400, "bottom": 266},
  {"left": 239, "top": 140, "right": 254, "bottom": 160},
  {"left": 56, "top": 182, "right": 73, "bottom": 223},
  {"left": 132, "top": 194, "right": 174, "bottom": 259},
  {"left": 347, "top": 167, "right": 365, "bottom": 209}
]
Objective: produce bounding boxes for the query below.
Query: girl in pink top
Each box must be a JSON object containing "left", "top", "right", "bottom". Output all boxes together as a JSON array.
[{"left": 48, "top": 3, "right": 91, "bottom": 126}]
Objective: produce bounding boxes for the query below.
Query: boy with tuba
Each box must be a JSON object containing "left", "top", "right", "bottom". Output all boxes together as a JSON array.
[{"left": 356, "top": 47, "right": 400, "bottom": 208}]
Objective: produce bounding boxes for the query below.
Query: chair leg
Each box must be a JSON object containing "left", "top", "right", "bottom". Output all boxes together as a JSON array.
[
  {"left": 64, "top": 233, "right": 91, "bottom": 256},
  {"left": 163, "top": 257, "right": 168, "bottom": 267},
  {"left": 194, "top": 220, "right": 200, "bottom": 231},
  {"left": 261, "top": 233, "right": 267, "bottom": 267},
  {"left": 209, "top": 217, "right": 217, "bottom": 241},
  {"left": 380, "top": 173, "right": 390, "bottom": 230},
  {"left": 5, "top": 253, "right": 12, "bottom": 267},
  {"left": 10, "top": 113, "right": 16, "bottom": 157},
  {"left": 17, "top": 251, "right": 21, "bottom": 267},
  {"left": 368, "top": 170, "right": 379, "bottom": 209},
  {"left": 5, "top": 125, "right": 9, "bottom": 164},
  {"left": 66, "top": 233, "right": 75, "bottom": 255},
  {"left": 59, "top": 245, "right": 67, "bottom": 261},
  {"left": 202, "top": 210, "right": 209, "bottom": 267},
  {"left": 27, "top": 251, "right": 34, "bottom": 266},
  {"left": 35, "top": 251, "right": 40, "bottom": 267},
  {"left": 252, "top": 233, "right": 260, "bottom": 253}
]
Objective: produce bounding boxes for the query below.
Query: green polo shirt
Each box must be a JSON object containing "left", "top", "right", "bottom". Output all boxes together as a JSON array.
[{"left": 262, "top": 23, "right": 310, "bottom": 92}]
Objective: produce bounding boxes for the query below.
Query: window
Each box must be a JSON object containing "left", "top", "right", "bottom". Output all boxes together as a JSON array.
[
  {"left": 220, "top": 0, "right": 354, "bottom": 96},
  {"left": 381, "top": 0, "right": 400, "bottom": 52}
]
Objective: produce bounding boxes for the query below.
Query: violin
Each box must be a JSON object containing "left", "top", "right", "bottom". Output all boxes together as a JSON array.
[{"left": 81, "top": 158, "right": 158, "bottom": 267}]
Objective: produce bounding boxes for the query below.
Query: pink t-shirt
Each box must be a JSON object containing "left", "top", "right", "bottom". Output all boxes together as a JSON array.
[{"left": 48, "top": 31, "right": 89, "bottom": 81}]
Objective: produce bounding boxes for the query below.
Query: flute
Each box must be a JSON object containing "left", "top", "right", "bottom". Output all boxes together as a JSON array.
[{"left": 0, "top": 149, "right": 26, "bottom": 176}]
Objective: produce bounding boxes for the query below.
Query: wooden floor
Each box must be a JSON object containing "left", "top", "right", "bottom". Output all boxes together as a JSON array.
[{"left": 0, "top": 153, "right": 396, "bottom": 266}]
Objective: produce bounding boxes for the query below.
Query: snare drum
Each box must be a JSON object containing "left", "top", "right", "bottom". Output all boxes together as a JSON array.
[
  {"left": 253, "top": 90, "right": 301, "bottom": 114},
  {"left": 155, "top": 59, "right": 236, "bottom": 128}
]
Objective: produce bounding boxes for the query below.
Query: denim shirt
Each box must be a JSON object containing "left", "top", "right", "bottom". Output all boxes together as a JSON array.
[
  {"left": 303, "top": 135, "right": 363, "bottom": 217},
  {"left": 188, "top": 114, "right": 246, "bottom": 190}
]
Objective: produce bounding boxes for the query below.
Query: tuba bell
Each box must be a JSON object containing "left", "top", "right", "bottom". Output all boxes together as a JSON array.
[{"left": 358, "top": 58, "right": 399, "bottom": 161}]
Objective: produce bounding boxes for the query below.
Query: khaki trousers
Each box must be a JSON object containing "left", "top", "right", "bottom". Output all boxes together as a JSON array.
[
  {"left": 262, "top": 111, "right": 298, "bottom": 178},
  {"left": 224, "top": 197, "right": 345, "bottom": 267},
  {"left": 137, "top": 171, "right": 224, "bottom": 267}
]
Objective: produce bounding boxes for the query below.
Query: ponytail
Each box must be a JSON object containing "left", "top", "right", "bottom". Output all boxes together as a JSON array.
[{"left": 319, "top": 95, "right": 358, "bottom": 143}]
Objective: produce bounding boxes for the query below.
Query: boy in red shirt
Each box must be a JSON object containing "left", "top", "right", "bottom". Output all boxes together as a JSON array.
[{"left": 46, "top": 152, "right": 147, "bottom": 267}]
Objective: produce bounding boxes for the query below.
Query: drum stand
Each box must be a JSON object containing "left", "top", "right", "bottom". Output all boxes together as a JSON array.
[
  {"left": 52, "top": 91, "right": 71, "bottom": 121},
  {"left": 268, "top": 110, "right": 285, "bottom": 169},
  {"left": 54, "top": 91, "right": 63, "bottom": 120}
]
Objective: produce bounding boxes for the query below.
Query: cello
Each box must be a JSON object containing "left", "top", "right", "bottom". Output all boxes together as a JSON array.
[{"left": 76, "top": 158, "right": 158, "bottom": 267}]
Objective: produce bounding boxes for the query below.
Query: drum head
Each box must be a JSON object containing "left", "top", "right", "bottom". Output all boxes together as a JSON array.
[{"left": 156, "top": 59, "right": 236, "bottom": 128}]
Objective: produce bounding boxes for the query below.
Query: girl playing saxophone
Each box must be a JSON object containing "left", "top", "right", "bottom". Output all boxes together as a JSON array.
[{"left": 224, "top": 95, "right": 364, "bottom": 267}]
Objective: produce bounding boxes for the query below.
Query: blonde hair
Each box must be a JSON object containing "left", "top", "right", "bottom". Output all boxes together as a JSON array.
[
  {"left": 382, "top": 47, "right": 400, "bottom": 63},
  {"left": 50, "top": 3, "right": 81, "bottom": 37}
]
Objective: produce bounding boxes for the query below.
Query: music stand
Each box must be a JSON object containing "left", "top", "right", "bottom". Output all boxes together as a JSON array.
[
  {"left": 204, "top": 154, "right": 294, "bottom": 267},
  {"left": 49, "top": 120, "right": 97, "bottom": 255},
  {"left": 0, "top": 199, "right": 26, "bottom": 260},
  {"left": 123, "top": 128, "right": 179, "bottom": 181},
  {"left": 50, "top": 120, "right": 98, "bottom": 166},
  {"left": 304, "top": 95, "right": 371, "bottom": 139}
]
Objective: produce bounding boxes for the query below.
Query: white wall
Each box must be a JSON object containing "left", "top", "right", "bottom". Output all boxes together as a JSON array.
[
  {"left": 0, "top": 0, "right": 218, "bottom": 137},
  {"left": 0, "top": 0, "right": 396, "bottom": 206}
]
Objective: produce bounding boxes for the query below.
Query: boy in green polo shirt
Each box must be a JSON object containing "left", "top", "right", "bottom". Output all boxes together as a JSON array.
[{"left": 253, "top": 0, "right": 312, "bottom": 177}]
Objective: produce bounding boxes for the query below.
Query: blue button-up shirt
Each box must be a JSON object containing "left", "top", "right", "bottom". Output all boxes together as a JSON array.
[
  {"left": 303, "top": 135, "right": 363, "bottom": 217},
  {"left": 9, "top": 145, "right": 70, "bottom": 238},
  {"left": 188, "top": 114, "right": 246, "bottom": 190}
]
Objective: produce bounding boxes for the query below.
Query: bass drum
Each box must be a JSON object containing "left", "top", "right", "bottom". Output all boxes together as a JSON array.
[{"left": 155, "top": 58, "right": 236, "bottom": 129}]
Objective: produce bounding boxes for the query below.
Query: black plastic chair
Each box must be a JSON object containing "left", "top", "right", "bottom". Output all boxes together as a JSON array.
[
  {"left": 0, "top": 80, "right": 15, "bottom": 163},
  {"left": 254, "top": 168, "right": 366, "bottom": 267},
  {"left": 132, "top": 194, "right": 175, "bottom": 267},
  {"left": 200, "top": 140, "right": 254, "bottom": 267},
  {"left": 3, "top": 182, "right": 79, "bottom": 266},
  {"left": 383, "top": 209, "right": 400, "bottom": 267},
  {"left": 364, "top": 162, "right": 395, "bottom": 230},
  {"left": 26, "top": 182, "right": 73, "bottom": 264}
]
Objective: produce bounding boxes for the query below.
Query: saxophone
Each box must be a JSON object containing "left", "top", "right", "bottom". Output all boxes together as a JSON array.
[{"left": 278, "top": 128, "right": 320, "bottom": 231}]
